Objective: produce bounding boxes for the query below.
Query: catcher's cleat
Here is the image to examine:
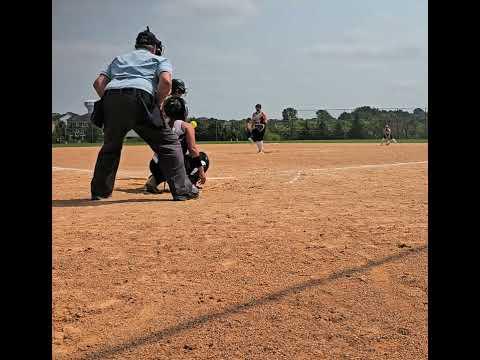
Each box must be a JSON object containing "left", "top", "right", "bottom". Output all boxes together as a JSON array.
[
  {"left": 173, "top": 185, "right": 199, "bottom": 201},
  {"left": 145, "top": 175, "right": 162, "bottom": 194},
  {"left": 173, "top": 192, "right": 199, "bottom": 201}
]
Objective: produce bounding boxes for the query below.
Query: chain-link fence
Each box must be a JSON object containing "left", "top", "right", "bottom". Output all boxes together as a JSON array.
[
  {"left": 52, "top": 106, "right": 428, "bottom": 144},
  {"left": 193, "top": 107, "right": 428, "bottom": 142}
]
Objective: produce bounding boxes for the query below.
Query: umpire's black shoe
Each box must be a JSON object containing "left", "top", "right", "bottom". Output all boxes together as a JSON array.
[{"left": 91, "top": 194, "right": 111, "bottom": 201}]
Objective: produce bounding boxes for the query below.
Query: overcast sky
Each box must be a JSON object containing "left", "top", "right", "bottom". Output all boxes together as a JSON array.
[{"left": 52, "top": 0, "right": 427, "bottom": 119}]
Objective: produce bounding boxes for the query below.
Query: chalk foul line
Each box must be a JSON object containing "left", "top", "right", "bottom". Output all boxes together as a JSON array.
[
  {"left": 287, "top": 171, "right": 303, "bottom": 184},
  {"left": 285, "top": 161, "right": 427, "bottom": 183},
  {"left": 52, "top": 166, "right": 236, "bottom": 181},
  {"left": 53, "top": 160, "right": 426, "bottom": 184}
]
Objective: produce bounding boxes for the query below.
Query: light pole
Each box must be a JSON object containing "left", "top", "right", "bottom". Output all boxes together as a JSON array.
[{"left": 84, "top": 99, "right": 96, "bottom": 143}]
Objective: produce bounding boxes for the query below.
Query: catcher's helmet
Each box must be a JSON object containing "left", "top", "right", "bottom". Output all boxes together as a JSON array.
[
  {"left": 163, "top": 96, "right": 188, "bottom": 121},
  {"left": 172, "top": 79, "right": 187, "bottom": 96},
  {"left": 136, "top": 26, "right": 163, "bottom": 55}
]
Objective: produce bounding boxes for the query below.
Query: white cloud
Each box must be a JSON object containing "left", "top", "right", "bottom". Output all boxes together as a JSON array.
[
  {"left": 392, "top": 79, "right": 420, "bottom": 89},
  {"left": 52, "top": 39, "right": 129, "bottom": 59},
  {"left": 176, "top": 45, "right": 261, "bottom": 67},
  {"left": 305, "top": 43, "right": 423, "bottom": 62},
  {"left": 157, "top": 0, "right": 259, "bottom": 24}
]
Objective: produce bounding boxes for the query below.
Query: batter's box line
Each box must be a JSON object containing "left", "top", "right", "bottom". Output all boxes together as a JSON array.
[
  {"left": 52, "top": 161, "right": 426, "bottom": 184},
  {"left": 287, "top": 171, "right": 304, "bottom": 184},
  {"left": 51, "top": 167, "right": 236, "bottom": 181},
  {"left": 283, "top": 161, "right": 428, "bottom": 184}
]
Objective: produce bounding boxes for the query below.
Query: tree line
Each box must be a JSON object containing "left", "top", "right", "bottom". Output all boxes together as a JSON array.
[
  {"left": 52, "top": 106, "right": 427, "bottom": 143},
  {"left": 191, "top": 106, "right": 427, "bottom": 141}
]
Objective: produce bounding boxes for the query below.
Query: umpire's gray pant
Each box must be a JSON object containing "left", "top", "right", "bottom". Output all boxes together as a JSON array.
[{"left": 150, "top": 125, "right": 196, "bottom": 199}]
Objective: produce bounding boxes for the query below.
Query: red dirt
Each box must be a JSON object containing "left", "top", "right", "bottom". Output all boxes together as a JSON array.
[{"left": 52, "top": 143, "right": 428, "bottom": 359}]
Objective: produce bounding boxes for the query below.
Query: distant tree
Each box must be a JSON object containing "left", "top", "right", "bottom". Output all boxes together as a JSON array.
[
  {"left": 333, "top": 121, "right": 344, "bottom": 139},
  {"left": 207, "top": 118, "right": 218, "bottom": 141},
  {"left": 282, "top": 107, "right": 297, "bottom": 138},
  {"left": 338, "top": 112, "right": 352, "bottom": 136},
  {"left": 298, "top": 119, "right": 309, "bottom": 140},
  {"left": 282, "top": 107, "right": 297, "bottom": 121},
  {"left": 315, "top": 109, "right": 334, "bottom": 122},
  {"left": 317, "top": 120, "right": 329, "bottom": 139},
  {"left": 348, "top": 113, "right": 365, "bottom": 139},
  {"left": 194, "top": 118, "right": 210, "bottom": 141},
  {"left": 353, "top": 106, "right": 377, "bottom": 114},
  {"left": 413, "top": 108, "right": 426, "bottom": 118},
  {"left": 315, "top": 109, "right": 335, "bottom": 137},
  {"left": 338, "top": 112, "right": 352, "bottom": 122}
]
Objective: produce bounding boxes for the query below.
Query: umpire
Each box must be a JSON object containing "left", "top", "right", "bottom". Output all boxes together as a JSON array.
[{"left": 90, "top": 27, "right": 198, "bottom": 201}]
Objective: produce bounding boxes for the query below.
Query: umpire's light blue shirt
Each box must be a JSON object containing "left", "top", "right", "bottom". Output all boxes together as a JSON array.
[{"left": 100, "top": 48, "right": 173, "bottom": 96}]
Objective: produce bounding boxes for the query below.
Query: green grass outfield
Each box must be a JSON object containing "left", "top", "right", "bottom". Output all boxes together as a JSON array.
[{"left": 52, "top": 139, "right": 428, "bottom": 148}]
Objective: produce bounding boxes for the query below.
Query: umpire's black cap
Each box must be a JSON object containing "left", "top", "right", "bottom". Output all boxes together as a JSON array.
[{"left": 136, "top": 26, "right": 160, "bottom": 47}]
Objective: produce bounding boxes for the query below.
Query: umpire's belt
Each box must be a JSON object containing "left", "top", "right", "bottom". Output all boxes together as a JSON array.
[{"left": 105, "top": 88, "right": 150, "bottom": 96}]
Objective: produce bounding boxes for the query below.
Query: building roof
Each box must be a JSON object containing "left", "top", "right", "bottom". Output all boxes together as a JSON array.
[
  {"left": 68, "top": 114, "right": 90, "bottom": 123},
  {"left": 126, "top": 130, "right": 139, "bottom": 138},
  {"left": 59, "top": 112, "right": 76, "bottom": 123}
]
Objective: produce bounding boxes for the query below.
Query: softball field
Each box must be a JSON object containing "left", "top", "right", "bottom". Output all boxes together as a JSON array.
[{"left": 52, "top": 142, "right": 427, "bottom": 359}]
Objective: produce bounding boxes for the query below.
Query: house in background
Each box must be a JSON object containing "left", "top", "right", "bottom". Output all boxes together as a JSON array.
[
  {"left": 59, "top": 112, "right": 75, "bottom": 124},
  {"left": 67, "top": 114, "right": 91, "bottom": 142},
  {"left": 52, "top": 112, "right": 103, "bottom": 143}
]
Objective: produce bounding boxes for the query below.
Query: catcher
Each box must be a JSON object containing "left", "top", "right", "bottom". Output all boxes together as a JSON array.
[{"left": 145, "top": 95, "right": 209, "bottom": 193}]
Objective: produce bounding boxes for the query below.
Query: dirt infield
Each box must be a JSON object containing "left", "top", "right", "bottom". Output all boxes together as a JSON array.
[{"left": 52, "top": 143, "right": 428, "bottom": 359}]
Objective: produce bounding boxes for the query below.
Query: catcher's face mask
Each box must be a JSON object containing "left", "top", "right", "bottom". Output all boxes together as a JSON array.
[{"left": 155, "top": 40, "right": 163, "bottom": 56}]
